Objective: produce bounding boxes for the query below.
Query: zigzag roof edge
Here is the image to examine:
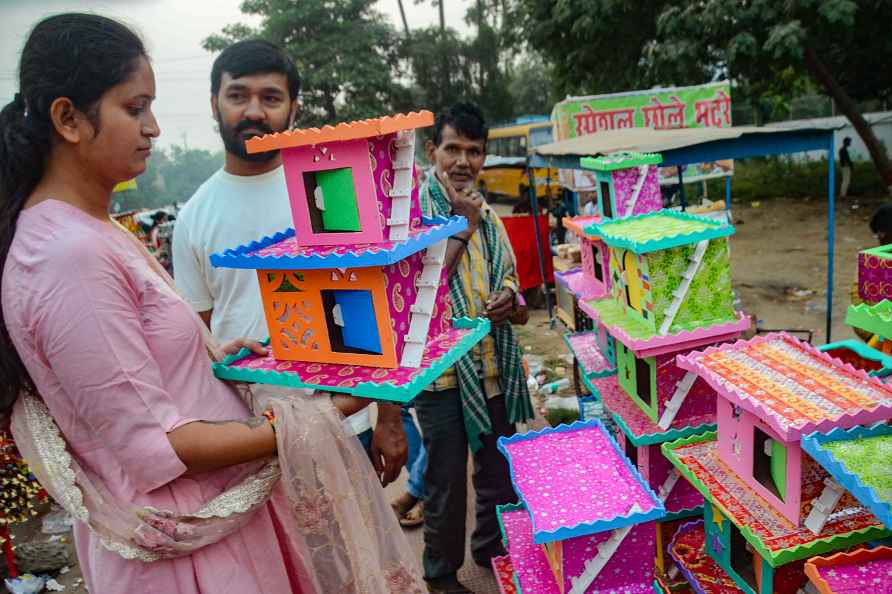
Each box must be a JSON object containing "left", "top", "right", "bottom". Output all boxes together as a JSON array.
[{"left": 246, "top": 110, "right": 435, "bottom": 153}]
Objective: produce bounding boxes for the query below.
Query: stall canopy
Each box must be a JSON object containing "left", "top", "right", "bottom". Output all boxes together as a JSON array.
[{"left": 527, "top": 123, "right": 844, "bottom": 342}]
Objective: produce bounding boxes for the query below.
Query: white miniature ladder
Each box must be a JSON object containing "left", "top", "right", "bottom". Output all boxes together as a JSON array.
[
  {"left": 568, "top": 504, "right": 643, "bottom": 594},
  {"left": 804, "top": 478, "right": 846, "bottom": 535},
  {"left": 657, "top": 372, "right": 698, "bottom": 430},
  {"left": 387, "top": 130, "right": 416, "bottom": 242},
  {"left": 623, "top": 165, "right": 650, "bottom": 218},
  {"left": 400, "top": 238, "right": 448, "bottom": 367},
  {"left": 657, "top": 468, "right": 680, "bottom": 503},
  {"left": 658, "top": 239, "right": 709, "bottom": 336}
]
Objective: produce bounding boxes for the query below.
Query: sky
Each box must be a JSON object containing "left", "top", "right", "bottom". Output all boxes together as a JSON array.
[{"left": 0, "top": 0, "right": 472, "bottom": 151}]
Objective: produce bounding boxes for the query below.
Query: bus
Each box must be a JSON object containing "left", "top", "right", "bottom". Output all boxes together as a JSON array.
[{"left": 478, "top": 116, "right": 561, "bottom": 202}]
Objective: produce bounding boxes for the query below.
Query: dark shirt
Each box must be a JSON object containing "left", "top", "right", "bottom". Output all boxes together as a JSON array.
[{"left": 840, "top": 146, "right": 852, "bottom": 167}]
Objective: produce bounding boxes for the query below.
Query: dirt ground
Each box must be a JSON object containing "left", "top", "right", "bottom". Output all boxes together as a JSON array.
[
  {"left": 7, "top": 193, "right": 886, "bottom": 593},
  {"left": 728, "top": 195, "right": 880, "bottom": 344}
]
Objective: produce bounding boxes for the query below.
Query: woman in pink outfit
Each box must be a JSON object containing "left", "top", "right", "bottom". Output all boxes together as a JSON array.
[{"left": 0, "top": 14, "right": 424, "bottom": 594}]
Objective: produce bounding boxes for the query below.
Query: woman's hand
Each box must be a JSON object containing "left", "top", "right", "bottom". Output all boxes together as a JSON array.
[{"left": 215, "top": 338, "right": 269, "bottom": 362}]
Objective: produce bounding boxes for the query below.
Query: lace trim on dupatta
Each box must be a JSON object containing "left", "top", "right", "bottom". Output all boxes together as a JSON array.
[
  {"left": 18, "top": 392, "right": 280, "bottom": 562},
  {"left": 20, "top": 393, "right": 88, "bottom": 522}
]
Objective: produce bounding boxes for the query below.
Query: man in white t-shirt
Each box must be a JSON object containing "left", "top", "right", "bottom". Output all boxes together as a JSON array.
[{"left": 173, "top": 40, "right": 407, "bottom": 484}]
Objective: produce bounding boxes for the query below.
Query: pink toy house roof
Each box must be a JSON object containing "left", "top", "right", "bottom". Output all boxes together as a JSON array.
[
  {"left": 677, "top": 333, "right": 892, "bottom": 442},
  {"left": 497, "top": 421, "right": 664, "bottom": 544},
  {"left": 562, "top": 215, "right": 603, "bottom": 239},
  {"left": 554, "top": 268, "right": 604, "bottom": 302},
  {"left": 245, "top": 110, "right": 434, "bottom": 153}
]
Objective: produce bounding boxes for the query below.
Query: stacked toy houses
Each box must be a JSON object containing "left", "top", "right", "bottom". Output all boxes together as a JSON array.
[
  {"left": 546, "top": 152, "right": 748, "bottom": 591},
  {"left": 499, "top": 151, "right": 892, "bottom": 592},
  {"left": 495, "top": 420, "right": 667, "bottom": 594},
  {"left": 790, "top": 298, "right": 892, "bottom": 594},
  {"left": 662, "top": 329, "right": 892, "bottom": 594},
  {"left": 209, "top": 111, "right": 489, "bottom": 402}
]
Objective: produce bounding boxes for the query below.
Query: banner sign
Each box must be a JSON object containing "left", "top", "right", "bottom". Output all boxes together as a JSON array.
[{"left": 551, "top": 81, "right": 734, "bottom": 190}]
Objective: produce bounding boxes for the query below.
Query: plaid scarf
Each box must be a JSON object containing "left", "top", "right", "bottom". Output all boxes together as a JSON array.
[{"left": 422, "top": 177, "right": 534, "bottom": 453}]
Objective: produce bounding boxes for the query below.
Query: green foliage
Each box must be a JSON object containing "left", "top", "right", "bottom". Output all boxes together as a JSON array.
[
  {"left": 511, "top": 0, "right": 705, "bottom": 97},
  {"left": 650, "top": 0, "right": 892, "bottom": 104},
  {"left": 203, "top": 0, "right": 406, "bottom": 126},
  {"left": 545, "top": 406, "right": 579, "bottom": 428},
  {"left": 701, "top": 157, "right": 887, "bottom": 203},
  {"left": 112, "top": 146, "right": 222, "bottom": 212},
  {"left": 512, "top": 0, "right": 892, "bottom": 111},
  {"left": 507, "top": 52, "right": 556, "bottom": 117},
  {"left": 402, "top": 24, "right": 514, "bottom": 123},
  {"left": 203, "top": 0, "right": 537, "bottom": 127}
]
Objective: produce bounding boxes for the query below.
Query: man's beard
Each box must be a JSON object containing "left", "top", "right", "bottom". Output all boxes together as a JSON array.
[{"left": 217, "top": 116, "right": 281, "bottom": 163}]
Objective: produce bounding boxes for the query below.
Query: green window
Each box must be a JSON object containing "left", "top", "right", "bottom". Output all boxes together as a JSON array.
[{"left": 304, "top": 168, "right": 361, "bottom": 233}]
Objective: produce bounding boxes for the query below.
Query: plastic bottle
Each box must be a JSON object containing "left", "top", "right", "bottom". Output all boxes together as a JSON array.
[{"left": 539, "top": 378, "right": 570, "bottom": 394}]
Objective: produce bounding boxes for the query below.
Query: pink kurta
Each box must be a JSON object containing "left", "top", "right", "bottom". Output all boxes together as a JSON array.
[{"left": 2, "top": 200, "right": 304, "bottom": 594}]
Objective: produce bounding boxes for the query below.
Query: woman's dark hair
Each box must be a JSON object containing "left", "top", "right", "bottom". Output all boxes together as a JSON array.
[
  {"left": 432, "top": 102, "right": 488, "bottom": 147},
  {"left": 0, "top": 13, "right": 147, "bottom": 412},
  {"left": 210, "top": 39, "right": 301, "bottom": 101}
]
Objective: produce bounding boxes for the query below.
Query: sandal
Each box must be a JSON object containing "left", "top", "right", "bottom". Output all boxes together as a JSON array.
[
  {"left": 399, "top": 500, "right": 424, "bottom": 528},
  {"left": 390, "top": 492, "right": 418, "bottom": 517}
]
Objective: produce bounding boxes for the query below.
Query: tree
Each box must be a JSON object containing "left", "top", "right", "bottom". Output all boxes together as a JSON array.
[
  {"left": 111, "top": 146, "right": 223, "bottom": 212},
  {"left": 507, "top": 52, "right": 556, "bottom": 117},
  {"left": 510, "top": 0, "right": 691, "bottom": 98},
  {"left": 652, "top": 0, "right": 892, "bottom": 192},
  {"left": 203, "top": 0, "right": 406, "bottom": 126},
  {"left": 402, "top": 1, "right": 516, "bottom": 124}
]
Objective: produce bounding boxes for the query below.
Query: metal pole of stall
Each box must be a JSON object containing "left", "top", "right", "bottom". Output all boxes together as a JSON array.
[
  {"left": 724, "top": 175, "right": 732, "bottom": 210},
  {"left": 826, "top": 134, "right": 837, "bottom": 344},
  {"left": 526, "top": 160, "right": 554, "bottom": 322},
  {"left": 677, "top": 166, "right": 687, "bottom": 211}
]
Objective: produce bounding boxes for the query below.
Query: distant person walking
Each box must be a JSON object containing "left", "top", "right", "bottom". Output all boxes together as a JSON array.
[{"left": 840, "top": 136, "right": 853, "bottom": 198}]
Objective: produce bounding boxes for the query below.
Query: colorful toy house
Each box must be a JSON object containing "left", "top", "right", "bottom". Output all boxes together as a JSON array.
[
  {"left": 247, "top": 112, "right": 433, "bottom": 245},
  {"left": 209, "top": 112, "right": 491, "bottom": 402},
  {"left": 858, "top": 245, "right": 892, "bottom": 303},
  {"left": 818, "top": 339, "right": 892, "bottom": 379},
  {"left": 579, "top": 152, "right": 664, "bottom": 221},
  {"left": 663, "top": 333, "right": 892, "bottom": 594},
  {"left": 560, "top": 209, "right": 749, "bottom": 592},
  {"left": 497, "top": 421, "right": 666, "bottom": 594},
  {"left": 556, "top": 215, "right": 617, "bottom": 375},
  {"left": 554, "top": 269, "right": 596, "bottom": 332},
  {"left": 804, "top": 546, "right": 892, "bottom": 594},
  {"left": 584, "top": 210, "right": 739, "bottom": 339},
  {"left": 553, "top": 216, "right": 606, "bottom": 336},
  {"left": 604, "top": 416, "right": 704, "bottom": 591},
  {"left": 668, "top": 520, "right": 747, "bottom": 594},
  {"left": 561, "top": 215, "right": 613, "bottom": 301},
  {"left": 555, "top": 151, "right": 665, "bottom": 334},
  {"left": 802, "top": 422, "right": 892, "bottom": 531},
  {"left": 491, "top": 553, "right": 519, "bottom": 594},
  {"left": 580, "top": 211, "right": 750, "bottom": 431},
  {"left": 847, "top": 299, "right": 892, "bottom": 355},
  {"left": 564, "top": 331, "right": 615, "bottom": 383}
]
